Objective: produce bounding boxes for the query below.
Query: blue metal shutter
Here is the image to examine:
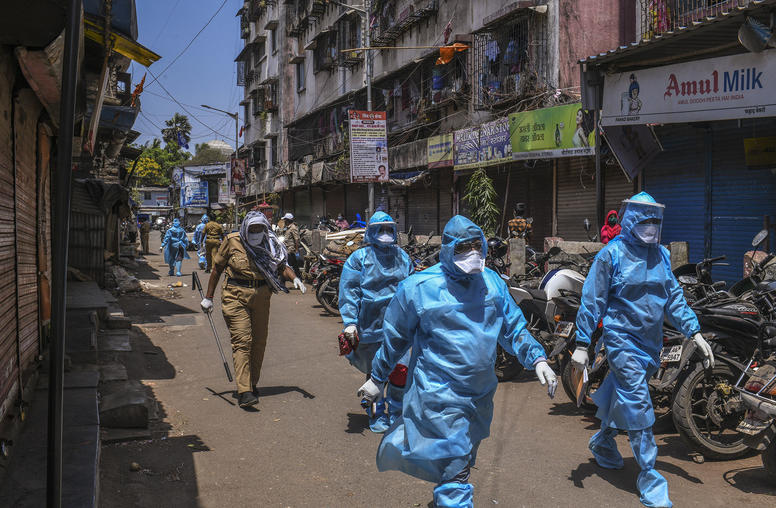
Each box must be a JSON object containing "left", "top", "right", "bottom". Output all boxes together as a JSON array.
[
  {"left": 710, "top": 119, "right": 776, "bottom": 284},
  {"left": 643, "top": 124, "right": 706, "bottom": 265}
]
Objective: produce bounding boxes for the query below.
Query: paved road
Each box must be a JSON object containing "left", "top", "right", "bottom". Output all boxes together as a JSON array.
[{"left": 100, "top": 234, "right": 774, "bottom": 507}]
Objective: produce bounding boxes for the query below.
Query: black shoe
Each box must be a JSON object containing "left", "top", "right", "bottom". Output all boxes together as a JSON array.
[{"left": 238, "top": 391, "right": 258, "bottom": 408}]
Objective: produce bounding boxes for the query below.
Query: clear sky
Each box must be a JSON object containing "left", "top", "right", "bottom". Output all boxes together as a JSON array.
[{"left": 132, "top": 0, "right": 244, "bottom": 150}]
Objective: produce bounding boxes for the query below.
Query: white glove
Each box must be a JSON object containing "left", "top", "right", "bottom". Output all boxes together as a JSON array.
[
  {"left": 692, "top": 332, "right": 715, "bottom": 369},
  {"left": 293, "top": 277, "right": 307, "bottom": 294},
  {"left": 357, "top": 378, "right": 382, "bottom": 402},
  {"left": 344, "top": 325, "right": 357, "bottom": 340},
  {"left": 535, "top": 361, "right": 558, "bottom": 399},
  {"left": 571, "top": 347, "right": 589, "bottom": 372},
  {"left": 200, "top": 298, "right": 213, "bottom": 313}
]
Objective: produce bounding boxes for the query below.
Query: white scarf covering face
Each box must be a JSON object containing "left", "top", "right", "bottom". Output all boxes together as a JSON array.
[{"left": 239, "top": 212, "right": 288, "bottom": 293}]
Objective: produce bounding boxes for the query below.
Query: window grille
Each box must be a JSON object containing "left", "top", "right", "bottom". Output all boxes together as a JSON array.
[{"left": 640, "top": 0, "right": 745, "bottom": 39}]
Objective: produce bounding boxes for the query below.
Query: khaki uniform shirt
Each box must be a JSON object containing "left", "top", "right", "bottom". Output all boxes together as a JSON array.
[
  {"left": 284, "top": 223, "right": 300, "bottom": 254},
  {"left": 204, "top": 221, "right": 224, "bottom": 243},
  {"left": 213, "top": 233, "right": 266, "bottom": 281},
  {"left": 139, "top": 222, "right": 151, "bottom": 234}
]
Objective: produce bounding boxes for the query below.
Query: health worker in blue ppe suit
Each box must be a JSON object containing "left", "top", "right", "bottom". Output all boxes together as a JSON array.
[
  {"left": 339, "top": 211, "right": 413, "bottom": 433},
  {"left": 162, "top": 218, "right": 190, "bottom": 276},
  {"left": 193, "top": 215, "right": 209, "bottom": 270},
  {"left": 572, "top": 192, "right": 714, "bottom": 508},
  {"left": 358, "top": 215, "right": 558, "bottom": 508}
]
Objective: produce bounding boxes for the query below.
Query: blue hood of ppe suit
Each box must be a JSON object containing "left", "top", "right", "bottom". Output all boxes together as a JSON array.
[
  {"left": 364, "top": 210, "right": 398, "bottom": 247},
  {"left": 338, "top": 211, "right": 413, "bottom": 344},
  {"left": 575, "top": 192, "right": 699, "bottom": 431},
  {"left": 370, "top": 214, "right": 545, "bottom": 483}
]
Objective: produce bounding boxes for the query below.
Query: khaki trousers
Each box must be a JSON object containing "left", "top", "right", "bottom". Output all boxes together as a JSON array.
[
  {"left": 221, "top": 283, "right": 272, "bottom": 394},
  {"left": 140, "top": 232, "right": 149, "bottom": 253},
  {"left": 205, "top": 239, "right": 221, "bottom": 271}
]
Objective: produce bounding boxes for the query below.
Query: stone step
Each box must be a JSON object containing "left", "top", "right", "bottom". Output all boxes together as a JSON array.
[{"left": 99, "top": 380, "right": 150, "bottom": 429}]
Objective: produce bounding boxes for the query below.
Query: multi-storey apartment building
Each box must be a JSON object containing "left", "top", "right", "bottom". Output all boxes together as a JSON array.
[{"left": 236, "top": 0, "right": 637, "bottom": 239}]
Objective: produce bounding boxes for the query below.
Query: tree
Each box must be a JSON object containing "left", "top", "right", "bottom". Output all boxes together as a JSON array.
[
  {"left": 161, "top": 113, "right": 192, "bottom": 149},
  {"left": 463, "top": 168, "right": 500, "bottom": 237},
  {"left": 188, "top": 142, "right": 229, "bottom": 165},
  {"left": 129, "top": 137, "right": 191, "bottom": 187}
]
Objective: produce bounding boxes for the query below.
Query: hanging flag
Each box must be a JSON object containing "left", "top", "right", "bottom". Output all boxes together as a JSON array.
[
  {"left": 436, "top": 43, "right": 468, "bottom": 65},
  {"left": 443, "top": 20, "right": 453, "bottom": 44},
  {"left": 239, "top": 125, "right": 245, "bottom": 138},
  {"left": 177, "top": 130, "right": 189, "bottom": 149},
  {"left": 130, "top": 73, "right": 146, "bottom": 107}
]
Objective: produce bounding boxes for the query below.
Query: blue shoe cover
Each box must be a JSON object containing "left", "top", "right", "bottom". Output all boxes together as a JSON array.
[
  {"left": 589, "top": 427, "right": 624, "bottom": 469},
  {"left": 630, "top": 428, "right": 672, "bottom": 508},
  {"left": 433, "top": 482, "right": 473, "bottom": 508}
]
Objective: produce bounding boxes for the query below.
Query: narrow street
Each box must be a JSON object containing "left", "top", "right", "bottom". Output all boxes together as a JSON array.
[{"left": 98, "top": 234, "right": 773, "bottom": 508}]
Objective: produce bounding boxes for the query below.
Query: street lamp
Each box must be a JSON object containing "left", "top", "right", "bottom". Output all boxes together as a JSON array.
[{"left": 201, "top": 104, "right": 239, "bottom": 230}]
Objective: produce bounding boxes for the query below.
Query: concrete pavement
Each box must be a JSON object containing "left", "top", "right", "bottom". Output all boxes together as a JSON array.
[{"left": 99, "top": 234, "right": 774, "bottom": 507}]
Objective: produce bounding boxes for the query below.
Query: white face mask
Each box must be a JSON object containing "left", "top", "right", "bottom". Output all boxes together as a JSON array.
[
  {"left": 454, "top": 250, "right": 485, "bottom": 274},
  {"left": 633, "top": 224, "right": 659, "bottom": 244},
  {"left": 376, "top": 232, "right": 394, "bottom": 244},
  {"left": 246, "top": 231, "right": 265, "bottom": 247}
]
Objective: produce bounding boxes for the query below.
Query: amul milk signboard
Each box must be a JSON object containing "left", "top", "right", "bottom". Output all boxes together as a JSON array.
[
  {"left": 349, "top": 110, "right": 389, "bottom": 183},
  {"left": 602, "top": 49, "right": 776, "bottom": 126}
]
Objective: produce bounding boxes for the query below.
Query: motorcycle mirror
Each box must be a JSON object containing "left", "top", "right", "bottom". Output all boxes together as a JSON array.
[
  {"left": 548, "top": 246, "right": 562, "bottom": 257},
  {"left": 583, "top": 218, "right": 591, "bottom": 232},
  {"left": 752, "top": 229, "right": 768, "bottom": 248},
  {"left": 346, "top": 241, "right": 354, "bottom": 247}
]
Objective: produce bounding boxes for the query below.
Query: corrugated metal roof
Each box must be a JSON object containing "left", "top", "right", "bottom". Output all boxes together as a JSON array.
[{"left": 580, "top": 0, "right": 776, "bottom": 71}]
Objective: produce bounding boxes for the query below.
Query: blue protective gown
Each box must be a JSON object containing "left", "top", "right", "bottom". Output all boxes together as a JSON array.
[
  {"left": 193, "top": 214, "right": 208, "bottom": 246},
  {"left": 370, "top": 215, "right": 545, "bottom": 504},
  {"left": 575, "top": 192, "right": 700, "bottom": 508},
  {"left": 162, "top": 219, "right": 190, "bottom": 273}
]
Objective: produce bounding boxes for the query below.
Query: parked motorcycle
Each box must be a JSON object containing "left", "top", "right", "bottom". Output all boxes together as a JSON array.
[
  {"left": 734, "top": 348, "right": 776, "bottom": 481},
  {"left": 313, "top": 255, "right": 345, "bottom": 315}
]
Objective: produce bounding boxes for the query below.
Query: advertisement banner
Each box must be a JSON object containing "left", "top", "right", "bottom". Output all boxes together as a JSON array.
[
  {"left": 231, "top": 158, "right": 246, "bottom": 197},
  {"left": 427, "top": 133, "right": 454, "bottom": 168},
  {"left": 181, "top": 181, "right": 208, "bottom": 208},
  {"left": 479, "top": 117, "right": 511, "bottom": 166},
  {"left": 602, "top": 48, "right": 776, "bottom": 126},
  {"left": 453, "top": 127, "right": 480, "bottom": 170},
  {"left": 155, "top": 197, "right": 169, "bottom": 207},
  {"left": 218, "top": 178, "right": 230, "bottom": 203},
  {"left": 349, "top": 110, "right": 389, "bottom": 183},
  {"left": 509, "top": 103, "right": 595, "bottom": 160}
]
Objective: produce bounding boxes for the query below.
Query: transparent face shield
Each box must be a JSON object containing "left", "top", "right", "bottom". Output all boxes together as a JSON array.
[
  {"left": 619, "top": 199, "right": 665, "bottom": 244},
  {"left": 370, "top": 222, "right": 396, "bottom": 243}
]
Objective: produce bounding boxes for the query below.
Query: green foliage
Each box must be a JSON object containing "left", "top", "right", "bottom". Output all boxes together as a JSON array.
[
  {"left": 131, "top": 138, "right": 190, "bottom": 187},
  {"left": 463, "top": 168, "right": 500, "bottom": 236},
  {"left": 188, "top": 142, "right": 229, "bottom": 165},
  {"left": 161, "top": 113, "right": 192, "bottom": 148}
]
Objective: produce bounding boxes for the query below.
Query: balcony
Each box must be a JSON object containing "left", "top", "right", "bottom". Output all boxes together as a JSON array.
[
  {"left": 639, "top": 0, "right": 747, "bottom": 40},
  {"left": 371, "top": 0, "right": 438, "bottom": 47}
]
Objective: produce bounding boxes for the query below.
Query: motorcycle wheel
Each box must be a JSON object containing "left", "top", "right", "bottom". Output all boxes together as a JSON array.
[
  {"left": 316, "top": 276, "right": 340, "bottom": 316},
  {"left": 672, "top": 363, "right": 749, "bottom": 460},
  {"left": 561, "top": 361, "right": 597, "bottom": 411},
  {"left": 495, "top": 344, "right": 523, "bottom": 382},
  {"left": 763, "top": 439, "right": 776, "bottom": 482}
]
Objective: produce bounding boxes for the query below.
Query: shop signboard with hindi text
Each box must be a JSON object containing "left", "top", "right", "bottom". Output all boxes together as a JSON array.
[
  {"left": 453, "top": 127, "right": 480, "bottom": 170},
  {"left": 601, "top": 49, "right": 776, "bottom": 126},
  {"left": 349, "top": 110, "right": 389, "bottom": 183},
  {"left": 427, "top": 133, "right": 453, "bottom": 168},
  {"left": 509, "top": 103, "right": 595, "bottom": 160}
]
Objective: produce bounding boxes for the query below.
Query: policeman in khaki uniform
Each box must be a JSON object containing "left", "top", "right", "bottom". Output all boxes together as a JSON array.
[
  {"left": 139, "top": 217, "right": 151, "bottom": 254},
  {"left": 200, "top": 211, "right": 306, "bottom": 409},
  {"left": 203, "top": 217, "right": 225, "bottom": 272}
]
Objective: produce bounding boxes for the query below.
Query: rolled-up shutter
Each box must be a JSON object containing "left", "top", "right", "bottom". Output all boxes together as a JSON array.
[
  {"left": 14, "top": 90, "right": 42, "bottom": 373},
  {"left": 346, "top": 184, "right": 369, "bottom": 224},
  {"left": 437, "top": 169, "right": 454, "bottom": 231},
  {"left": 324, "top": 185, "right": 345, "bottom": 220},
  {"left": 311, "top": 187, "right": 325, "bottom": 221},
  {"left": 407, "top": 174, "right": 437, "bottom": 235},
  {"left": 388, "top": 188, "right": 407, "bottom": 232},
  {"left": 293, "top": 188, "right": 312, "bottom": 226}
]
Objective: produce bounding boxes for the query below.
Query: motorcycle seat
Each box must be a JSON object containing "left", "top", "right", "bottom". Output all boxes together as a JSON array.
[{"left": 525, "top": 288, "right": 547, "bottom": 301}]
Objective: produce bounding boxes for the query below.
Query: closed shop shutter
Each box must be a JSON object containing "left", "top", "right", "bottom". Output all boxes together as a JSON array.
[
  {"left": 37, "top": 124, "right": 52, "bottom": 326},
  {"left": 437, "top": 169, "right": 454, "bottom": 230},
  {"left": 407, "top": 174, "right": 437, "bottom": 235},
  {"left": 346, "top": 184, "right": 369, "bottom": 224},
  {"left": 14, "top": 90, "right": 41, "bottom": 372},
  {"left": 0, "top": 48, "right": 17, "bottom": 417},
  {"left": 293, "top": 188, "right": 312, "bottom": 226},
  {"left": 324, "top": 185, "right": 345, "bottom": 220},
  {"left": 388, "top": 188, "right": 407, "bottom": 232},
  {"left": 496, "top": 162, "right": 553, "bottom": 249},
  {"left": 556, "top": 157, "right": 633, "bottom": 242},
  {"left": 69, "top": 182, "right": 106, "bottom": 286},
  {"left": 644, "top": 125, "right": 707, "bottom": 265},
  {"left": 311, "top": 187, "right": 325, "bottom": 221},
  {"left": 710, "top": 119, "right": 776, "bottom": 284}
]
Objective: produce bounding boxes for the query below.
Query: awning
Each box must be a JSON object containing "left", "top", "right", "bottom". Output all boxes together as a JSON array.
[
  {"left": 84, "top": 17, "right": 161, "bottom": 67},
  {"left": 234, "top": 42, "right": 256, "bottom": 62}
]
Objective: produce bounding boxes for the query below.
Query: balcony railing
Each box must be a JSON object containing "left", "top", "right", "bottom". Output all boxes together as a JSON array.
[{"left": 639, "top": 0, "right": 748, "bottom": 40}]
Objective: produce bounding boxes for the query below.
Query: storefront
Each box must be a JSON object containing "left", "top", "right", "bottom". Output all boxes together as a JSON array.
[{"left": 581, "top": 3, "right": 776, "bottom": 282}]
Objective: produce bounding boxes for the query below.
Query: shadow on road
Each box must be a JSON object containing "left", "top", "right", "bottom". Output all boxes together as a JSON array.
[
  {"left": 119, "top": 284, "right": 198, "bottom": 325},
  {"left": 259, "top": 385, "right": 316, "bottom": 399},
  {"left": 570, "top": 456, "right": 703, "bottom": 493},
  {"left": 346, "top": 412, "right": 370, "bottom": 434},
  {"left": 723, "top": 466, "right": 776, "bottom": 495},
  {"left": 205, "top": 387, "right": 237, "bottom": 406}
]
